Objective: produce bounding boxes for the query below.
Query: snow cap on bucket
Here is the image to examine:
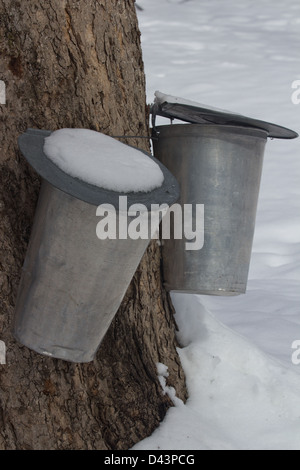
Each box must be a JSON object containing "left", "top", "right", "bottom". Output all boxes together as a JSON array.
[{"left": 18, "top": 128, "right": 180, "bottom": 209}]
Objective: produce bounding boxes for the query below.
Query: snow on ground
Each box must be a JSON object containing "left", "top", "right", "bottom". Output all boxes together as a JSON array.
[
  {"left": 134, "top": 294, "right": 300, "bottom": 450},
  {"left": 133, "top": 0, "right": 300, "bottom": 450}
]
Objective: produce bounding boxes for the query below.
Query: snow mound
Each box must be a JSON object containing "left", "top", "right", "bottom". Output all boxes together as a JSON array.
[
  {"left": 44, "top": 128, "right": 164, "bottom": 193},
  {"left": 133, "top": 293, "right": 300, "bottom": 450}
]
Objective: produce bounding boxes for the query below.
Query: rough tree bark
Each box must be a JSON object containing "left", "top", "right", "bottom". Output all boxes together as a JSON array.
[{"left": 0, "top": 0, "right": 187, "bottom": 450}]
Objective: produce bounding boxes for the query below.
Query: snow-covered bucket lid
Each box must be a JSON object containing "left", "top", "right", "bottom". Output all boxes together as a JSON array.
[
  {"left": 18, "top": 128, "right": 180, "bottom": 208},
  {"left": 151, "top": 91, "right": 298, "bottom": 140}
]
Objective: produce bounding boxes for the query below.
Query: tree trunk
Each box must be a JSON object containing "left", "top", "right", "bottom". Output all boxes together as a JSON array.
[{"left": 0, "top": 0, "right": 187, "bottom": 450}]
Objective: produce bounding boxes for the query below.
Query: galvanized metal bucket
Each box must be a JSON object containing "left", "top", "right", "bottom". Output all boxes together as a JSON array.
[
  {"left": 152, "top": 123, "right": 268, "bottom": 296},
  {"left": 13, "top": 129, "right": 179, "bottom": 362}
]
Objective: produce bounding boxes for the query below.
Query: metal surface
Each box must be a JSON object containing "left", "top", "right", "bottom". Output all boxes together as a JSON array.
[
  {"left": 151, "top": 101, "right": 299, "bottom": 139},
  {"left": 152, "top": 124, "right": 268, "bottom": 296},
  {"left": 13, "top": 130, "right": 180, "bottom": 363}
]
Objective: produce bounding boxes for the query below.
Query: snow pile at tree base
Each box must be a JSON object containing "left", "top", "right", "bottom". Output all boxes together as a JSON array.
[{"left": 133, "top": 293, "right": 300, "bottom": 450}]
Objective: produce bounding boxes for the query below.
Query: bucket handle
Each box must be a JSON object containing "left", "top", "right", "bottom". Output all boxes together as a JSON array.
[{"left": 151, "top": 103, "right": 175, "bottom": 138}]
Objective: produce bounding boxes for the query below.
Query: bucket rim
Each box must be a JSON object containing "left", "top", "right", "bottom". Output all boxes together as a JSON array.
[
  {"left": 18, "top": 128, "right": 180, "bottom": 209},
  {"left": 152, "top": 122, "right": 269, "bottom": 140}
]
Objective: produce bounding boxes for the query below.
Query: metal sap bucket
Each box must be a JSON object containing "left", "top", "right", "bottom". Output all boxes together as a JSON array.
[
  {"left": 13, "top": 129, "right": 179, "bottom": 362},
  {"left": 152, "top": 124, "right": 268, "bottom": 296}
]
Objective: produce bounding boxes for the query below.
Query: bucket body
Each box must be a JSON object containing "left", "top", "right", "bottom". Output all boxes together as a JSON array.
[
  {"left": 14, "top": 128, "right": 179, "bottom": 363},
  {"left": 152, "top": 124, "right": 268, "bottom": 295},
  {"left": 13, "top": 181, "right": 152, "bottom": 362}
]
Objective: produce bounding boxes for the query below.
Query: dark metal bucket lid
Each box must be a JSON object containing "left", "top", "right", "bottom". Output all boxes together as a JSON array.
[
  {"left": 18, "top": 128, "right": 180, "bottom": 209},
  {"left": 151, "top": 95, "right": 299, "bottom": 140}
]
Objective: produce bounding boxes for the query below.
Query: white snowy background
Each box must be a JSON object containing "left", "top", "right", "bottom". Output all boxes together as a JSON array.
[{"left": 133, "top": 0, "right": 300, "bottom": 450}]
